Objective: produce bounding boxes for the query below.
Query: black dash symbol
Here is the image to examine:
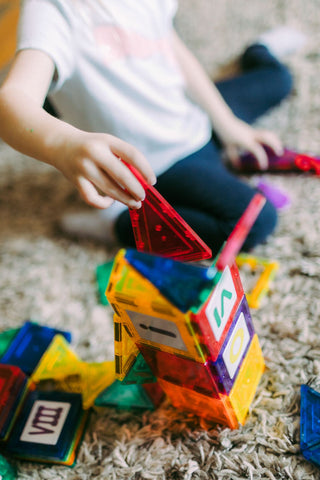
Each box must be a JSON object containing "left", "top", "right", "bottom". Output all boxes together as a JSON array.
[{"left": 139, "top": 324, "right": 176, "bottom": 338}]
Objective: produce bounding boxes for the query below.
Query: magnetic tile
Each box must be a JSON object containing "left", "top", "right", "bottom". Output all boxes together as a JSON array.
[
  {"left": 107, "top": 255, "right": 204, "bottom": 362},
  {"left": 208, "top": 296, "right": 255, "bottom": 393},
  {"left": 113, "top": 313, "right": 140, "bottom": 381},
  {"left": 138, "top": 343, "right": 220, "bottom": 397},
  {"left": 239, "top": 146, "right": 320, "bottom": 175},
  {"left": 158, "top": 379, "right": 238, "bottom": 429},
  {"left": 127, "top": 164, "right": 212, "bottom": 262},
  {"left": 106, "top": 250, "right": 167, "bottom": 310},
  {"left": 124, "top": 307, "right": 203, "bottom": 362},
  {"left": 125, "top": 248, "right": 217, "bottom": 313},
  {"left": 0, "top": 453, "right": 16, "bottom": 480},
  {"left": 6, "top": 390, "right": 88, "bottom": 466},
  {"left": 229, "top": 334, "right": 265, "bottom": 425},
  {"left": 215, "top": 194, "right": 266, "bottom": 271},
  {"left": 38, "top": 361, "right": 116, "bottom": 410},
  {"left": 300, "top": 384, "right": 320, "bottom": 452},
  {"left": 1, "top": 321, "right": 72, "bottom": 375},
  {"left": 190, "top": 263, "right": 244, "bottom": 361},
  {"left": 236, "top": 253, "right": 279, "bottom": 309},
  {"left": 0, "top": 327, "right": 20, "bottom": 357},
  {"left": 94, "top": 380, "right": 158, "bottom": 410},
  {"left": 31, "top": 335, "right": 81, "bottom": 383},
  {"left": 96, "top": 260, "right": 114, "bottom": 305},
  {"left": 0, "top": 364, "right": 28, "bottom": 439},
  {"left": 121, "top": 352, "right": 156, "bottom": 385}
]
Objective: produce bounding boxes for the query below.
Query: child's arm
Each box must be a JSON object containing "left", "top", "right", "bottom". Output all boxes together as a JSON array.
[
  {"left": 171, "top": 31, "right": 283, "bottom": 170},
  {"left": 0, "top": 49, "right": 156, "bottom": 209}
]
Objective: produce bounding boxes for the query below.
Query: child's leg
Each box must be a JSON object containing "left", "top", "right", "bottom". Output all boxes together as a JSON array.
[
  {"left": 215, "top": 44, "right": 293, "bottom": 124},
  {"left": 115, "top": 141, "right": 277, "bottom": 255}
]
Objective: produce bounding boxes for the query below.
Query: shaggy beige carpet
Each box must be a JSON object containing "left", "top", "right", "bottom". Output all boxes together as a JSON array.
[{"left": 1, "top": 0, "right": 320, "bottom": 478}]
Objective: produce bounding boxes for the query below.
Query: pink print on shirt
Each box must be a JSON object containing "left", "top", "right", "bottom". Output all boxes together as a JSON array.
[{"left": 94, "top": 25, "right": 175, "bottom": 65}]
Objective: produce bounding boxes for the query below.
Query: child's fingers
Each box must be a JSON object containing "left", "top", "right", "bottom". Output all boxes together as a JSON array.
[
  {"left": 246, "top": 142, "right": 269, "bottom": 170},
  {"left": 108, "top": 136, "right": 157, "bottom": 185},
  {"left": 77, "top": 177, "right": 115, "bottom": 209},
  {"left": 96, "top": 154, "right": 146, "bottom": 203},
  {"left": 256, "top": 130, "right": 284, "bottom": 156},
  {"left": 77, "top": 161, "right": 143, "bottom": 209},
  {"left": 225, "top": 145, "right": 240, "bottom": 167},
  {"left": 79, "top": 142, "right": 146, "bottom": 203},
  {"left": 227, "top": 141, "right": 268, "bottom": 170}
]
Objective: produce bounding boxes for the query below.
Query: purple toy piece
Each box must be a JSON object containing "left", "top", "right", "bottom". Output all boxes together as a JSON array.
[
  {"left": 208, "top": 296, "right": 254, "bottom": 394},
  {"left": 256, "top": 179, "right": 291, "bottom": 210}
]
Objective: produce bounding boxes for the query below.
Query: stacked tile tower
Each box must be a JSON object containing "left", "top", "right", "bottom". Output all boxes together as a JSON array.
[{"left": 106, "top": 248, "right": 265, "bottom": 429}]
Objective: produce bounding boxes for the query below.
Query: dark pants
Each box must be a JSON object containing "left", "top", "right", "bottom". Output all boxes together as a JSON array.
[{"left": 116, "top": 45, "right": 293, "bottom": 256}]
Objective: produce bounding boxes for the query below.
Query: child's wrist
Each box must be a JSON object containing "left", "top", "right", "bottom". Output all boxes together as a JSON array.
[
  {"left": 43, "top": 122, "right": 80, "bottom": 168},
  {"left": 210, "top": 112, "right": 239, "bottom": 140}
]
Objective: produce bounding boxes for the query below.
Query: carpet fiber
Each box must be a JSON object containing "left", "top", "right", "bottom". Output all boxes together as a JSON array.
[{"left": 1, "top": 1, "right": 320, "bottom": 478}]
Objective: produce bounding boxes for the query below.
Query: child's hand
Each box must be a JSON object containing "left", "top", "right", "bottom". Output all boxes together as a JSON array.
[
  {"left": 0, "top": 49, "right": 156, "bottom": 210},
  {"left": 219, "top": 118, "right": 283, "bottom": 170},
  {"left": 53, "top": 131, "right": 156, "bottom": 209}
]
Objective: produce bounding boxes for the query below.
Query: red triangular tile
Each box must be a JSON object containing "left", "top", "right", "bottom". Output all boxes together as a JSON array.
[{"left": 128, "top": 165, "right": 212, "bottom": 262}]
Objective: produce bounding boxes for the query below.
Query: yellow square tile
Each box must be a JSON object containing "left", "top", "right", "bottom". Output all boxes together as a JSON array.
[{"left": 229, "top": 334, "right": 265, "bottom": 425}]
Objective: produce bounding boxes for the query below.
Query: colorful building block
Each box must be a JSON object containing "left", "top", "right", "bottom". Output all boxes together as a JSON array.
[
  {"left": 0, "top": 327, "right": 20, "bottom": 357},
  {"left": 31, "top": 335, "right": 80, "bottom": 383},
  {"left": 256, "top": 179, "right": 291, "bottom": 210},
  {"left": 237, "top": 146, "right": 320, "bottom": 175},
  {"left": 37, "top": 361, "right": 116, "bottom": 410},
  {"left": 127, "top": 164, "right": 212, "bottom": 262},
  {"left": 96, "top": 260, "right": 114, "bottom": 305},
  {"left": 300, "top": 384, "right": 320, "bottom": 467},
  {"left": 6, "top": 390, "right": 89, "bottom": 466},
  {"left": 300, "top": 384, "right": 320, "bottom": 451},
  {"left": 207, "top": 296, "right": 255, "bottom": 393},
  {"left": 137, "top": 344, "right": 221, "bottom": 397},
  {"left": 120, "top": 353, "right": 156, "bottom": 385},
  {"left": 123, "top": 307, "right": 203, "bottom": 361},
  {"left": 0, "top": 453, "right": 16, "bottom": 480},
  {"left": 215, "top": 193, "right": 266, "bottom": 271},
  {"left": 0, "top": 321, "right": 72, "bottom": 375},
  {"left": 0, "top": 365, "right": 28, "bottom": 440},
  {"left": 107, "top": 252, "right": 205, "bottom": 362},
  {"left": 158, "top": 378, "right": 238, "bottom": 429},
  {"left": 31, "top": 335, "right": 116, "bottom": 409},
  {"left": 113, "top": 313, "right": 140, "bottom": 380},
  {"left": 124, "top": 249, "right": 217, "bottom": 313},
  {"left": 106, "top": 249, "right": 167, "bottom": 311},
  {"left": 0, "top": 320, "right": 122, "bottom": 467},
  {"left": 94, "top": 380, "right": 164, "bottom": 410},
  {"left": 189, "top": 262, "right": 244, "bottom": 361},
  {"left": 78, "top": 361, "right": 116, "bottom": 408},
  {"left": 106, "top": 193, "right": 266, "bottom": 428},
  {"left": 229, "top": 334, "right": 265, "bottom": 424},
  {"left": 106, "top": 247, "right": 265, "bottom": 429},
  {"left": 138, "top": 297, "right": 255, "bottom": 396},
  {"left": 236, "top": 254, "right": 279, "bottom": 309}
]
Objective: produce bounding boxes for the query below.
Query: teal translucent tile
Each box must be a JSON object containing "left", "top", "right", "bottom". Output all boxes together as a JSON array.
[
  {"left": 94, "top": 381, "right": 156, "bottom": 410},
  {"left": 0, "top": 454, "right": 16, "bottom": 480},
  {"left": 96, "top": 261, "right": 114, "bottom": 305},
  {"left": 0, "top": 327, "right": 20, "bottom": 357},
  {"left": 121, "top": 353, "right": 156, "bottom": 385}
]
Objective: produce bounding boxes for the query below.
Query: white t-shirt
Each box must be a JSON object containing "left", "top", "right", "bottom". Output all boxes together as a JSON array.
[{"left": 17, "top": 0, "right": 212, "bottom": 175}]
